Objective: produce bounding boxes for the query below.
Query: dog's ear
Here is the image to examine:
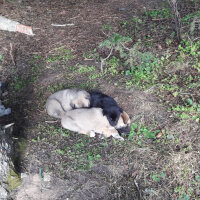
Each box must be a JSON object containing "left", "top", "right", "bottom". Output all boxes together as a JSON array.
[
  {"left": 121, "top": 111, "right": 130, "bottom": 125},
  {"left": 103, "top": 110, "right": 118, "bottom": 126}
]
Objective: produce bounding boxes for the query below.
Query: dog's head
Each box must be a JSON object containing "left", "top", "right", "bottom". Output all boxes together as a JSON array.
[
  {"left": 72, "top": 90, "right": 90, "bottom": 109},
  {"left": 103, "top": 106, "right": 123, "bottom": 126},
  {"left": 114, "top": 111, "right": 130, "bottom": 129}
]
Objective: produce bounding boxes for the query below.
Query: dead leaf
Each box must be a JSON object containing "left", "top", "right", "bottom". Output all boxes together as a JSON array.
[
  {"left": 157, "top": 44, "right": 162, "bottom": 50},
  {"left": 156, "top": 132, "right": 162, "bottom": 138},
  {"left": 131, "top": 170, "right": 138, "bottom": 177}
]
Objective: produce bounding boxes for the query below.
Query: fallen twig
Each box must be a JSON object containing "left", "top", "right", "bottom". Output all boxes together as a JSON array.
[
  {"left": 45, "top": 120, "right": 58, "bottom": 123},
  {"left": 133, "top": 175, "right": 143, "bottom": 200},
  {"left": 9, "top": 43, "right": 16, "bottom": 66},
  {"left": 51, "top": 23, "right": 75, "bottom": 27}
]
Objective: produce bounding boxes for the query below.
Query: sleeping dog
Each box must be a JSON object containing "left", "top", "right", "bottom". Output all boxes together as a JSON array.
[
  {"left": 61, "top": 108, "right": 130, "bottom": 140},
  {"left": 46, "top": 90, "right": 123, "bottom": 127},
  {"left": 46, "top": 89, "right": 90, "bottom": 118},
  {"left": 89, "top": 91, "right": 123, "bottom": 127},
  {"left": 46, "top": 89, "right": 130, "bottom": 136}
]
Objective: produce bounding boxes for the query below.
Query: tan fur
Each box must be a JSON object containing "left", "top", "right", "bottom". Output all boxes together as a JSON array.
[
  {"left": 61, "top": 108, "right": 130, "bottom": 140},
  {"left": 46, "top": 89, "right": 90, "bottom": 118},
  {"left": 115, "top": 111, "right": 130, "bottom": 129}
]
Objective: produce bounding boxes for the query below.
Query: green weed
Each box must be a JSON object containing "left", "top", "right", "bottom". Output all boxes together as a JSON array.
[
  {"left": 89, "top": 72, "right": 103, "bottom": 80},
  {"left": 151, "top": 172, "right": 165, "bottom": 182},
  {"left": 11, "top": 76, "right": 37, "bottom": 92},
  {"left": 57, "top": 138, "right": 103, "bottom": 171},
  {"left": 120, "top": 16, "right": 142, "bottom": 37},
  {"left": 99, "top": 33, "right": 131, "bottom": 56},
  {"left": 6, "top": 169, "right": 21, "bottom": 191},
  {"left": 82, "top": 48, "right": 100, "bottom": 60},
  {"left": 101, "top": 24, "right": 112, "bottom": 32},
  {"left": 106, "top": 56, "right": 120, "bottom": 75},
  {"left": 125, "top": 48, "right": 158, "bottom": 88},
  {"left": 47, "top": 48, "right": 73, "bottom": 63},
  {"left": 99, "top": 35, "right": 160, "bottom": 89},
  {"left": 128, "top": 123, "right": 159, "bottom": 146},
  {"left": 76, "top": 65, "right": 95, "bottom": 74},
  {"left": 177, "top": 39, "right": 200, "bottom": 71},
  {"left": 171, "top": 102, "right": 200, "bottom": 122},
  {"left": 181, "top": 10, "right": 200, "bottom": 25},
  {"left": 46, "top": 84, "right": 64, "bottom": 93},
  {"left": 11, "top": 77, "right": 27, "bottom": 91},
  {"left": 144, "top": 8, "right": 172, "bottom": 19}
]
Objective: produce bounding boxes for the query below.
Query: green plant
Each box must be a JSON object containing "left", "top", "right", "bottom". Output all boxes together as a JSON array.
[
  {"left": 11, "top": 77, "right": 27, "bottom": 91},
  {"left": 181, "top": 10, "right": 200, "bottom": 25},
  {"left": 177, "top": 39, "right": 200, "bottom": 71},
  {"left": 125, "top": 40, "right": 159, "bottom": 88},
  {"left": 195, "top": 174, "right": 200, "bottom": 183},
  {"left": 47, "top": 84, "right": 64, "bottom": 93},
  {"left": 99, "top": 33, "right": 131, "bottom": 72},
  {"left": 128, "top": 123, "right": 159, "bottom": 141},
  {"left": 171, "top": 101, "right": 200, "bottom": 122},
  {"left": 61, "top": 49, "right": 73, "bottom": 62},
  {"left": 140, "top": 125, "right": 158, "bottom": 139},
  {"left": 177, "top": 194, "right": 189, "bottom": 200},
  {"left": 120, "top": 17, "right": 143, "bottom": 37},
  {"left": 174, "top": 185, "right": 192, "bottom": 200},
  {"left": 47, "top": 48, "right": 73, "bottom": 63},
  {"left": 144, "top": 8, "right": 172, "bottom": 19},
  {"left": 11, "top": 74, "right": 38, "bottom": 92},
  {"left": 151, "top": 172, "right": 165, "bottom": 182},
  {"left": 6, "top": 169, "right": 21, "bottom": 191},
  {"left": 69, "top": 140, "right": 102, "bottom": 171},
  {"left": 47, "top": 54, "right": 61, "bottom": 63},
  {"left": 56, "top": 149, "right": 65, "bottom": 155},
  {"left": 88, "top": 72, "right": 103, "bottom": 80},
  {"left": 178, "top": 39, "right": 200, "bottom": 57},
  {"left": 99, "top": 35, "right": 159, "bottom": 88},
  {"left": 106, "top": 56, "right": 120, "bottom": 75},
  {"left": 101, "top": 24, "right": 112, "bottom": 32},
  {"left": 76, "top": 65, "right": 95, "bottom": 74},
  {"left": 82, "top": 48, "right": 99, "bottom": 60}
]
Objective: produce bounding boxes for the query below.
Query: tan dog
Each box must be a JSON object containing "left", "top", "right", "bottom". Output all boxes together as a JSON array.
[
  {"left": 46, "top": 89, "right": 90, "bottom": 118},
  {"left": 61, "top": 108, "right": 130, "bottom": 140}
]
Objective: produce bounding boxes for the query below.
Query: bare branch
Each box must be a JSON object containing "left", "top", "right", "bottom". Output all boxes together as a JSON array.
[{"left": 100, "top": 46, "right": 114, "bottom": 73}]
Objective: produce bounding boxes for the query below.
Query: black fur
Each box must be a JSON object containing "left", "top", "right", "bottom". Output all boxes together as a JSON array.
[
  {"left": 89, "top": 91, "right": 122, "bottom": 126},
  {"left": 116, "top": 126, "right": 130, "bottom": 135}
]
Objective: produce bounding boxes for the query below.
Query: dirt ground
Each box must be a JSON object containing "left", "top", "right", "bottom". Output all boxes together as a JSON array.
[{"left": 0, "top": 0, "right": 199, "bottom": 199}]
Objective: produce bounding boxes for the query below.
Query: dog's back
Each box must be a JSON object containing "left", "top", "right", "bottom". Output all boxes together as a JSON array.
[
  {"left": 61, "top": 108, "right": 129, "bottom": 140},
  {"left": 61, "top": 108, "right": 110, "bottom": 134},
  {"left": 89, "top": 91, "right": 122, "bottom": 126}
]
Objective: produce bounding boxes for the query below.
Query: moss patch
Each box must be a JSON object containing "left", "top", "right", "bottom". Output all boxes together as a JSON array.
[{"left": 7, "top": 169, "right": 21, "bottom": 191}]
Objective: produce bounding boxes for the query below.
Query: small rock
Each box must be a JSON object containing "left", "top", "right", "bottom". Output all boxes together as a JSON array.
[
  {"left": 144, "top": 188, "right": 155, "bottom": 195},
  {"left": 21, "top": 173, "right": 28, "bottom": 179},
  {"left": 119, "top": 8, "right": 126, "bottom": 11},
  {"left": 167, "top": 134, "right": 175, "bottom": 140},
  {"left": 0, "top": 186, "right": 8, "bottom": 199},
  {"left": 43, "top": 172, "right": 51, "bottom": 182}
]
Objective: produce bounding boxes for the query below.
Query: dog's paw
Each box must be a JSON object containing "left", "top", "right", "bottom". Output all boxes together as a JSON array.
[
  {"left": 98, "top": 134, "right": 105, "bottom": 140},
  {"left": 111, "top": 133, "right": 124, "bottom": 141},
  {"left": 89, "top": 131, "right": 96, "bottom": 137}
]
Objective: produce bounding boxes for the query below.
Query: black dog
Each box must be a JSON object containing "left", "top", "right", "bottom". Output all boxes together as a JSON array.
[{"left": 89, "top": 91, "right": 123, "bottom": 127}]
